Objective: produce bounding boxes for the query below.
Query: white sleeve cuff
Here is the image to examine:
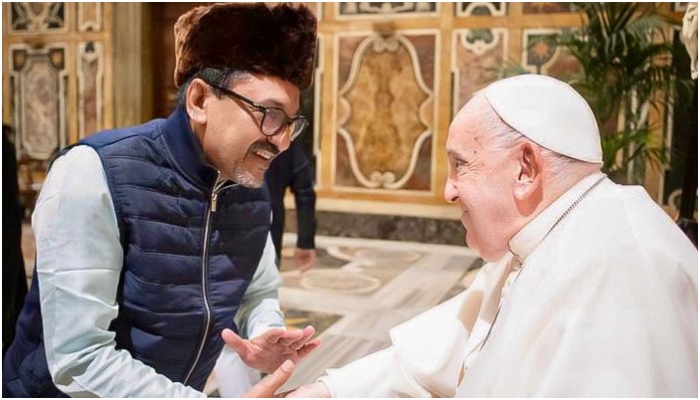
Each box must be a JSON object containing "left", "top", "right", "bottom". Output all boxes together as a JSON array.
[{"left": 314, "top": 376, "right": 337, "bottom": 398}]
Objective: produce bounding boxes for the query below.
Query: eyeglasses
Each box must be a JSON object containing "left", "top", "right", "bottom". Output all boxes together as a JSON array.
[{"left": 206, "top": 82, "right": 308, "bottom": 141}]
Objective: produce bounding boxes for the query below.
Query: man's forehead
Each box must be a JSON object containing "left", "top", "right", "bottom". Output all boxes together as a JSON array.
[{"left": 233, "top": 75, "right": 300, "bottom": 113}]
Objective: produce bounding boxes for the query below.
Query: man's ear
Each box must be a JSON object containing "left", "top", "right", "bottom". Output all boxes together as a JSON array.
[
  {"left": 186, "top": 78, "right": 209, "bottom": 125},
  {"left": 514, "top": 142, "right": 543, "bottom": 203}
]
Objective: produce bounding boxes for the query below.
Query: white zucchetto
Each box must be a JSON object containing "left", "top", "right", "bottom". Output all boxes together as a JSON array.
[{"left": 482, "top": 74, "right": 603, "bottom": 163}]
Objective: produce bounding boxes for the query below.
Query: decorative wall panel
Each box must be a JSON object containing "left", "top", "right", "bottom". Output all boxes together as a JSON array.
[
  {"left": 335, "top": 32, "right": 437, "bottom": 192},
  {"left": 522, "top": 29, "right": 580, "bottom": 78},
  {"left": 78, "top": 2, "right": 102, "bottom": 32},
  {"left": 337, "top": 3, "right": 437, "bottom": 19},
  {"left": 11, "top": 44, "right": 68, "bottom": 160},
  {"left": 522, "top": 3, "right": 575, "bottom": 14},
  {"left": 457, "top": 2, "right": 507, "bottom": 17},
  {"left": 4, "top": 3, "right": 113, "bottom": 216},
  {"left": 8, "top": 2, "right": 67, "bottom": 33},
  {"left": 452, "top": 28, "right": 507, "bottom": 115},
  {"left": 78, "top": 41, "right": 103, "bottom": 138},
  {"left": 3, "top": 2, "right": 679, "bottom": 220}
]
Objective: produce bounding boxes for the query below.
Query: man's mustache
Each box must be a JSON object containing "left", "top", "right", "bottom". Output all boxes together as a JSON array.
[{"left": 249, "top": 141, "right": 280, "bottom": 158}]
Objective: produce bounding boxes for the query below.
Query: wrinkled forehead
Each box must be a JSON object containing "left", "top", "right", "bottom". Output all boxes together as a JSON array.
[{"left": 447, "top": 95, "right": 492, "bottom": 151}]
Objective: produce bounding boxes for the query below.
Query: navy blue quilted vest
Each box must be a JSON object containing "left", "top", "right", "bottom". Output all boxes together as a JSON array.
[{"left": 2, "top": 108, "right": 271, "bottom": 396}]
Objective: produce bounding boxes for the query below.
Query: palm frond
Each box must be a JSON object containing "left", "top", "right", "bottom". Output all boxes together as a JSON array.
[{"left": 546, "top": 1, "right": 689, "bottom": 184}]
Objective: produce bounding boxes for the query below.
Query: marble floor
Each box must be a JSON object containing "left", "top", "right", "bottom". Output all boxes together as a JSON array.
[
  {"left": 18, "top": 225, "right": 484, "bottom": 393},
  {"left": 275, "top": 234, "right": 482, "bottom": 391}
]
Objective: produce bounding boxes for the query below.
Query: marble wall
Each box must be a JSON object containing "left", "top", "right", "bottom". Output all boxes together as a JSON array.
[
  {"left": 335, "top": 32, "right": 435, "bottom": 191},
  {"left": 307, "top": 2, "right": 687, "bottom": 220},
  {"left": 286, "top": 209, "right": 466, "bottom": 246},
  {"left": 10, "top": 44, "right": 67, "bottom": 160},
  {"left": 314, "top": 2, "right": 590, "bottom": 217},
  {"left": 2, "top": 3, "right": 688, "bottom": 222},
  {"left": 3, "top": 3, "right": 112, "bottom": 213}
]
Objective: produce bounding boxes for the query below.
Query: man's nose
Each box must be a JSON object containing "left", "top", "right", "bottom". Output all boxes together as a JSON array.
[
  {"left": 443, "top": 180, "right": 459, "bottom": 204},
  {"left": 267, "top": 128, "right": 291, "bottom": 153}
]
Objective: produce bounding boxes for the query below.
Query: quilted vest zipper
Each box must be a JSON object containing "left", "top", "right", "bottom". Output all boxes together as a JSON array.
[{"left": 183, "top": 172, "right": 228, "bottom": 385}]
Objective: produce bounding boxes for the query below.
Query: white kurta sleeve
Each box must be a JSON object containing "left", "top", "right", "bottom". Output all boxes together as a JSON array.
[
  {"left": 36, "top": 146, "right": 204, "bottom": 397},
  {"left": 320, "top": 291, "right": 470, "bottom": 397},
  {"left": 215, "top": 233, "right": 284, "bottom": 398},
  {"left": 321, "top": 346, "right": 432, "bottom": 397},
  {"left": 234, "top": 234, "right": 285, "bottom": 340}
]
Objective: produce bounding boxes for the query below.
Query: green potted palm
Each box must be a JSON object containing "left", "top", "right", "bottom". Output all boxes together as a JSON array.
[{"left": 555, "top": 2, "right": 690, "bottom": 184}]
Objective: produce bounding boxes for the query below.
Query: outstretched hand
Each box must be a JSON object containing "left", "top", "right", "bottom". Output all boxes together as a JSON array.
[
  {"left": 222, "top": 326, "right": 322, "bottom": 374},
  {"left": 242, "top": 359, "right": 294, "bottom": 398}
]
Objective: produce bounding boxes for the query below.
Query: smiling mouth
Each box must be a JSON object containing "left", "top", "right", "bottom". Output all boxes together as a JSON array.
[
  {"left": 249, "top": 141, "right": 279, "bottom": 161},
  {"left": 252, "top": 148, "right": 276, "bottom": 161}
]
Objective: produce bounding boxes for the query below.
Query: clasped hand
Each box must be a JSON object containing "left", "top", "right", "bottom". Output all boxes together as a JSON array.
[
  {"left": 224, "top": 326, "right": 325, "bottom": 397},
  {"left": 239, "top": 360, "right": 331, "bottom": 398},
  {"left": 222, "top": 325, "right": 321, "bottom": 374}
]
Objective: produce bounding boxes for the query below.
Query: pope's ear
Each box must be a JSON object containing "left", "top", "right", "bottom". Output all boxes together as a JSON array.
[
  {"left": 514, "top": 142, "right": 543, "bottom": 201},
  {"left": 185, "top": 78, "right": 209, "bottom": 125}
]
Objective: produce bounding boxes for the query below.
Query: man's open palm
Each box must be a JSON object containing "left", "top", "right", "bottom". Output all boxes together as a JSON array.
[{"left": 222, "top": 326, "right": 322, "bottom": 374}]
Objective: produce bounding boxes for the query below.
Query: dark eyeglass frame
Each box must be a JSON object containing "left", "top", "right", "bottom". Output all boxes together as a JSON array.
[{"left": 206, "top": 81, "right": 308, "bottom": 141}]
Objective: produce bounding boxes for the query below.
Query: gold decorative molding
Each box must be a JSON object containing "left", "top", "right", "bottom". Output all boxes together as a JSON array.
[
  {"left": 78, "top": 3, "right": 102, "bottom": 32},
  {"left": 336, "top": 2, "right": 438, "bottom": 20},
  {"left": 456, "top": 2, "right": 507, "bottom": 17},
  {"left": 8, "top": 2, "right": 68, "bottom": 34}
]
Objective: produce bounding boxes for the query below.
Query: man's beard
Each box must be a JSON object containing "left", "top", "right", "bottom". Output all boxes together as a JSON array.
[
  {"left": 223, "top": 140, "right": 278, "bottom": 188},
  {"left": 231, "top": 140, "right": 278, "bottom": 188},
  {"left": 232, "top": 162, "right": 264, "bottom": 188}
]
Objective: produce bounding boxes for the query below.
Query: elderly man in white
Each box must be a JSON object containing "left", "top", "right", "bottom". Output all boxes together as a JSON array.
[{"left": 288, "top": 75, "right": 698, "bottom": 397}]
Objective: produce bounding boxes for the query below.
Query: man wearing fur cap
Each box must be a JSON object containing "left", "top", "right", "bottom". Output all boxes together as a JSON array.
[{"left": 3, "top": 3, "right": 318, "bottom": 397}]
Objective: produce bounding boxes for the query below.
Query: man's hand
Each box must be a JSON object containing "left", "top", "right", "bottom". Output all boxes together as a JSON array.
[
  {"left": 294, "top": 248, "right": 317, "bottom": 272},
  {"left": 222, "top": 326, "right": 322, "bottom": 374},
  {"left": 285, "top": 381, "right": 331, "bottom": 398},
  {"left": 242, "top": 359, "right": 294, "bottom": 398}
]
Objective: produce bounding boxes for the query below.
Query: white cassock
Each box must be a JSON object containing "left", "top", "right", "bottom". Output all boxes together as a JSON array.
[{"left": 320, "top": 173, "right": 698, "bottom": 397}]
